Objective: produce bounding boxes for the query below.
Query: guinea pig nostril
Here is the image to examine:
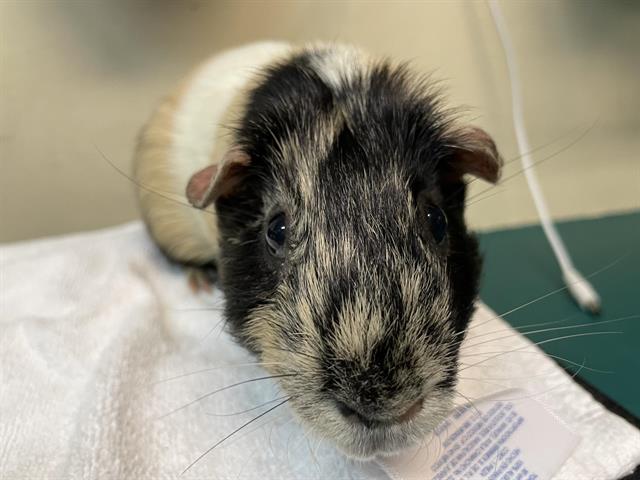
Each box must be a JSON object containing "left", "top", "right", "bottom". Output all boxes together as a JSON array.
[
  {"left": 335, "top": 401, "right": 380, "bottom": 428},
  {"left": 335, "top": 400, "right": 358, "bottom": 419},
  {"left": 397, "top": 397, "right": 424, "bottom": 423}
]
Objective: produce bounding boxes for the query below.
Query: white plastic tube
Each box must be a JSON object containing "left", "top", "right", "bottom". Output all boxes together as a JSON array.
[{"left": 488, "top": 0, "right": 601, "bottom": 313}]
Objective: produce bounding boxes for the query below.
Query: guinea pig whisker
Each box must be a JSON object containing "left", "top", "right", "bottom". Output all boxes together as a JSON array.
[
  {"left": 214, "top": 401, "right": 294, "bottom": 454},
  {"left": 152, "top": 362, "right": 287, "bottom": 385},
  {"left": 432, "top": 427, "right": 448, "bottom": 466},
  {"left": 457, "top": 367, "right": 564, "bottom": 383},
  {"left": 461, "top": 349, "right": 609, "bottom": 374},
  {"left": 465, "top": 117, "right": 598, "bottom": 205},
  {"left": 451, "top": 390, "right": 482, "bottom": 417},
  {"left": 458, "top": 331, "right": 621, "bottom": 373},
  {"left": 457, "top": 360, "right": 584, "bottom": 388},
  {"left": 455, "top": 358, "right": 587, "bottom": 408},
  {"left": 458, "top": 358, "right": 591, "bottom": 391},
  {"left": 455, "top": 377, "right": 512, "bottom": 390},
  {"left": 198, "top": 318, "right": 228, "bottom": 343},
  {"left": 158, "top": 373, "right": 296, "bottom": 420},
  {"left": 94, "top": 144, "right": 258, "bottom": 222},
  {"left": 197, "top": 408, "right": 293, "bottom": 466},
  {"left": 443, "top": 118, "right": 597, "bottom": 208},
  {"left": 232, "top": 409, "right": 295, "bottom": 454},
  {"left": 449, "top": 313, "right": 579, "bottom": 347},
  {"left": 459, "top": 314, "right": 639, "bottom": 351},
  {"left": 486, "top": 120, "right": 596, "bottom": 179},
  {"left": 408, "top": 427, "right": 431, "bottom": 464},
  {"left": 181, "top": 397, "right": 291, "bottom": 476},
  {"left": 462, "top": 330, "right": 622, "bottom": 358},
  {"left": 498, "top": 252, "right": 625, "bottom": 320},
  {"left": 463, "top": 188, "right": 507, "bottom": 208},
  {"left": 459, "top": 253, "right": 629, "bottom": 337},
  {"left": 269, "top": 415, "right": 298, "bottom": 459},
  {"left": 311, "top": 432, "right": 327, "bottom": 472},
  {"left": 205, "top": 394, "right": 289, "bottom": 417},
  {"left": 296, "top": 427, "right": 320, "bottom": 472},
  {"left": 460, "top": 312, "right": 580, "bottom": 340},
  {"left": 285, "top": 413, "right": 300, "bottom": 470},
  {"left": 94, "top": 144, "right": 215, "bottom": 218},
  {"left": 452, "top": 118, "right": 598, "bottom": 210}
]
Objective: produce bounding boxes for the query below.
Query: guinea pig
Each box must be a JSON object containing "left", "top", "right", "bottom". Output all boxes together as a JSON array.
[{"left": 133, "top": 41, "right": 502, "bottom": 459}]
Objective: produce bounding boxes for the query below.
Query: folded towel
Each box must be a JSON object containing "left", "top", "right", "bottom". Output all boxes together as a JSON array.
[{"left": 1, "top": 222, "right": 638, "bottom": 479}]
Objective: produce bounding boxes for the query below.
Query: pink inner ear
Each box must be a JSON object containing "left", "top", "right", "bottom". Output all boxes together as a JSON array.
[
  {"left": 448, "top": 126, "right": 503, "bottom": 184},
  {"left": 456, "top": 149, "right": 501, "bottom": 184},
  {"left": 186, "top": 164, "right": 218, "bottom": 208}
]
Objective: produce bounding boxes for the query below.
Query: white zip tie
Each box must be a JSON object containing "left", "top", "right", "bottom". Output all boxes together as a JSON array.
[{"left": 488, "top": 0, "right": 601, "bottom": 314}]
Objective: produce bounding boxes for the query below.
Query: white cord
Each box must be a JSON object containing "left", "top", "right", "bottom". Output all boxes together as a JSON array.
[{"left": 488, "top": 0, "right": 601, "bottom": 314}]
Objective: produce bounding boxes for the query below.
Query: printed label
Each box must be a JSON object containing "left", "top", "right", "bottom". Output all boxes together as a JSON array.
[{"left": 377, "top": 389, "right": 580, "bottom": 480}]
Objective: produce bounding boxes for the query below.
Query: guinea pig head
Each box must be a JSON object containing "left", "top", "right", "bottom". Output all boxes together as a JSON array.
[{"left": 187, "top": 60, "right": 502, "bottom": 458}]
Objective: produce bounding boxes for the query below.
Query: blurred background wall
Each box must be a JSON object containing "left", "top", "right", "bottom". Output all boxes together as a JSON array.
[{"left": 1, "top": 0, "right": 638, "bottom": 242}]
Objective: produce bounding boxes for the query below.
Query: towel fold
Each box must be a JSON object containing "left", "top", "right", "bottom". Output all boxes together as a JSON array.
[{"left": 1, "top": 222, "right": 638, "bottom": 479}]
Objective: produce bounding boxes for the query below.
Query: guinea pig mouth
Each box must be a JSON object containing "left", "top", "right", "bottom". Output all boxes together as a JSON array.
[
  {"left": 334, "top": 423, "right": 424, "bottom": 460},
  {"left": 305, "top": 391, "right": 455, "bottom": 460},
  {"left": 328, "top": 406, "right": 442, "bottom": 460}
]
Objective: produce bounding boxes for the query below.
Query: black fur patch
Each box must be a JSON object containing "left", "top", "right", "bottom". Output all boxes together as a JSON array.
[{"left": 216, "top": 47, "right": 483, "bottom": 416}]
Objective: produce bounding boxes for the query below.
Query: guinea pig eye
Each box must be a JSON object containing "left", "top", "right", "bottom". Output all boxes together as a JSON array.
[
  {"left": 266, "top": 212, "right": 287, "bottom": 257},
  {"left": 426, "top": 205, "right": 447, "bottom": 244}
]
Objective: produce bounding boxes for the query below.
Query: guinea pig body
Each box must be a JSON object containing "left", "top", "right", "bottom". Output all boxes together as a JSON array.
[
  {"left": 133, "top": 41, "right": 291, "bottom": 265},
  {"left": 133, "top": 42, "right": 502, "bottom": 458}
]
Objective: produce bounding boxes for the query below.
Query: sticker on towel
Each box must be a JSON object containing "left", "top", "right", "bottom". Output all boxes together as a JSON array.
[{"left": 377, "top": 389, "right": 580, "bottom": 480}]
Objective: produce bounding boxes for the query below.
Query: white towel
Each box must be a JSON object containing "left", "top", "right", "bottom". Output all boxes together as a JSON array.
[{"left": 1, "top": 222, "right": 638, "bottom": 479}]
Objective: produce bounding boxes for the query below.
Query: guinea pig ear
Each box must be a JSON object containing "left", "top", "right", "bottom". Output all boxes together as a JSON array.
[
  {"left": 442, "top": 126, "right": 503, "bottom": 184},
  {"left": 186, "top": 149, "right": 251, "bottom": 209}
]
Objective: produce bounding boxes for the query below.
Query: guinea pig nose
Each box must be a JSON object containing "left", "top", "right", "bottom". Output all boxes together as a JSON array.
[
  {"left": 335, "top": 398, "right": 424, "bottom": 427},
  {"left": 335, "top": 400, "right": 375, "bottom": 426},
  {"left": 397, "top": 397, "right": 424, "bottom": 423},
  {"left": 335, "top": 400, "right": 360, "bottom": 421}
]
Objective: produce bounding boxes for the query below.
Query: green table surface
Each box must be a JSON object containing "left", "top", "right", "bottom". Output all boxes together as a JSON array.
[{"left": 479, "top": 211, "right": 640, "bottom": 418}]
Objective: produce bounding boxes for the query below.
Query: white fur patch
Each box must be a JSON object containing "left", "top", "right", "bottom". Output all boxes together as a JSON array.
[
  {"left": 171, "top": 42, "right": 291, "bottom": 190},
  {"left": 139, "top": 42, "right": 290, "bottom": 263},
  {"left": 308, "top": 45, "right": 367, "bottom": 91}
]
